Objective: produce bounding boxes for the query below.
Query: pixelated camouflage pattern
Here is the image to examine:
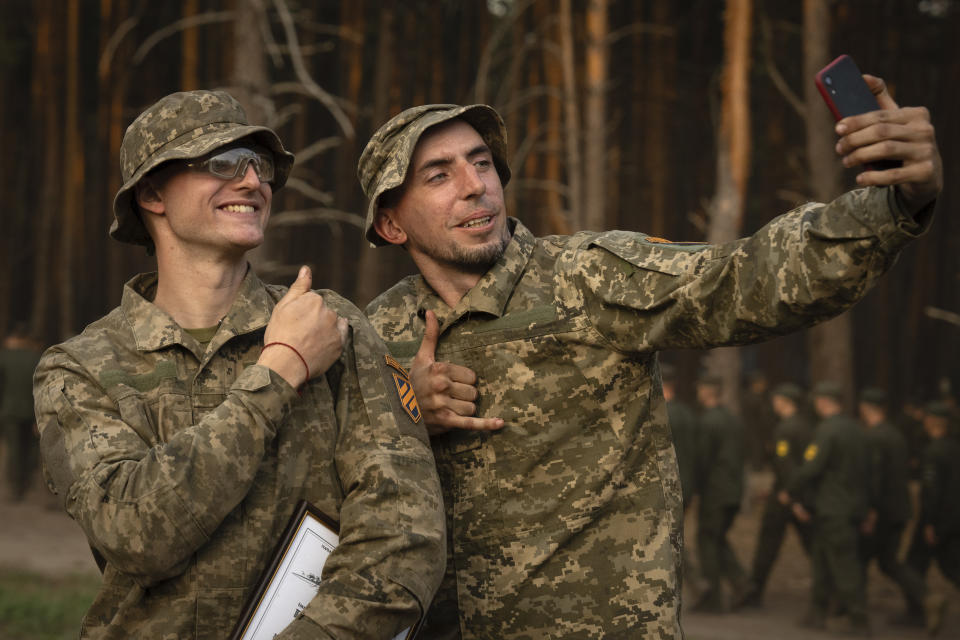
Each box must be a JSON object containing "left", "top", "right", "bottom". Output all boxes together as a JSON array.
[
  {"left": 357, "top": 104, "right": 511, "bottom": 246},
  {"left": 111, "top": 90, "right": 295, "bottom": 247},
  {"left": 365, "top": 185, "right": 929, "bottom": 639},
  {"left": 34, "top": 269, "right": 444, "bottom": 639}
]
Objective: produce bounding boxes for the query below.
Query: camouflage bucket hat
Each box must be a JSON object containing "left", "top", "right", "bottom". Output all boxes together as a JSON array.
[
  {"left": 357, "top": 103, "right": 511, "bottom": 246},
  {"left": 110, "top": 90, "right": 295, "bottom": 247}
]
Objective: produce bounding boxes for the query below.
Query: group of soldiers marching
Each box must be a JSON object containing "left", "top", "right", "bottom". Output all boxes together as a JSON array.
[{"left": 662, "top": 364, "right": 960, "bottom": 636}]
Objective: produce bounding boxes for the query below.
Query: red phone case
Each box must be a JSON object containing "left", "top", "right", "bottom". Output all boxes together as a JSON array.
[
  {"left": 815, "top": 54, "right": 900, "bottom": 170},
  {"left": 815, "top": 55, "right": 881, "bottom": 121}
]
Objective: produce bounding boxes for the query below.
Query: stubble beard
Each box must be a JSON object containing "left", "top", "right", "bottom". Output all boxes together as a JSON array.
[{"left": 436, "top": 223, "right": 511, "bottom": 274}]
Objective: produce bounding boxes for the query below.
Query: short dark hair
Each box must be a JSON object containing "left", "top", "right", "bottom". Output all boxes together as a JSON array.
[{"left": 378, "top": 185, "right": 404, "bottom": 211}]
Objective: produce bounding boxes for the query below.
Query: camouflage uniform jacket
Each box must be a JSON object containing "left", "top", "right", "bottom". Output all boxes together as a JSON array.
[
  {"left": 34, "top": 270, "right": 445, "bottom": 640},
  {"left": 365, "top": 186, "right": 929, "bottom": 640}
]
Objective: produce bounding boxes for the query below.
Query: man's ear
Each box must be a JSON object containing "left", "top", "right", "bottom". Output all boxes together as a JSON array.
[
  {"left": 135, "top": 178, "right": 165, "bottom": 215},
  {"left": 372, "top": 209, "right": 408, "bottom": 246}
]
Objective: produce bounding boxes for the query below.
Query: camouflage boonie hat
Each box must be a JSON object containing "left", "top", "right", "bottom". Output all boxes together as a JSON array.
[
  {"left": 357, "top": 103, "right": 511, "bottom": 246},
  {"left": 771, "top": 382, "right": 804, "bottom": 403},
  {"left": 110, "top": 90, "right": 295, "bottom": 247}
]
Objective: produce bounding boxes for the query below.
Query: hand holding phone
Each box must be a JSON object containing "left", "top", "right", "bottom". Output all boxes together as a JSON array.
[
  {"left": 814, "top": 55, "right": 941, "bottom": 215},
  {"left": 815, "top": 55, "right": 900, "bottom": 171}
]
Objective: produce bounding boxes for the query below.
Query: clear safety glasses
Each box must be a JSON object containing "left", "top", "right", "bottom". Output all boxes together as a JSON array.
[{"left": 185, "top": 146, "right": 276, "bottom": 184}]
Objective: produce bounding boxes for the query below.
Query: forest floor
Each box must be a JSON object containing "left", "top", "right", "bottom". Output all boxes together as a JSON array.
[{"left": 2, "top": 469, "right": 959, "bottom": 639}]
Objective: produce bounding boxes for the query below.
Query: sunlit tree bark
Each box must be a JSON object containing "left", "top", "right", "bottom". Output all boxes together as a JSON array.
[
  {"left": 645, "top": 0, "right": 674, "bottom": 237},
  {"left": 583, "top": 0, "right": 608, "bottom": 231},
  {"left": 543, "top": 0, "right": 571, "bottom": 235},
  {"left": 182, "top": 0, "right": 199, "bottom": 90},
  {"left": 703, "top": 0, "right": 752, "bottom": 411}
]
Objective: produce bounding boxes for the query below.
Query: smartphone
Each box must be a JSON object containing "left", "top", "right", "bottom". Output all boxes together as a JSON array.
[{"left": 815, "top": 54, "right": 900, "bottom": 171}]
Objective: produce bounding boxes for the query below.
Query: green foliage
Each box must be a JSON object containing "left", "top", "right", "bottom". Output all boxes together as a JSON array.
[{"left": 0, "top": 569, "right": 98, "bottom": 640}]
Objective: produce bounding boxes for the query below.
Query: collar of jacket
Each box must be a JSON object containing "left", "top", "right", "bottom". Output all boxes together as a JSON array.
[
  {"left": 120, "top": 266, "right": 273, "bottom": 353},
  {"left": 413, "top": 217, "right": 535, "bottom": 331}
]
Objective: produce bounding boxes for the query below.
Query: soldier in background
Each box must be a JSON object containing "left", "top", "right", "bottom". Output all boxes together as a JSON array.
[
  {"left": 897, "top": 396, "right": 928, "bottom": 480},
  {"left": 909, "top": 402, "right": 960, "bottom": 594},
  {"left": 693, "top": 375, "right": 747, "bottom": 612},
  {"left": 858, "top": 388, "right": 943, "bottom": 633},
  {"left": 661, "top": 363, "right": 702, "bottom": 596},
  {"left": 786, "top": 381, "right": 871, "bottom": 634},
  {"left": 738, "top": 382, "right": 813, "bottom": 608},
  {"left": 0, "top": 325, "right": 43, "bottom": 500},
  {"left": 740, "top": 370, "right": 776, "bottom": 471},
  {"left": 662, "top": 364, "right": 698, "bottom": 511}
]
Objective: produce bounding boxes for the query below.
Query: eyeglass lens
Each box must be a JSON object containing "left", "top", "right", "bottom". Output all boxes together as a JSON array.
[{"left": 204, "top": 147, "right": 275, "bottom": 182}]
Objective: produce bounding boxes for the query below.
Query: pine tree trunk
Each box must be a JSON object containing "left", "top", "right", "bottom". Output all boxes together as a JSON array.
[
  {"left": 60, "top": 0, "right": 82, "bottom": 340},
  {"left": 543, "top": 0, "right": 570, "bottom": 235},
  {"left": 803, "top": 0, "right": 853, "bottom": 407},
  {"left": 645, "top": 0, "right": 674, "bottom": 237},
  {"left": 336, "top": 0, "right": 365, "bottom": 208},
  {"left": 31, "top": 0, "right": 61, "bottom": 342},
  {"left": 105, "top": 0, "right": 131, "bottom": 309},
  {"left": 558, "top": 0, "right": 583, "bottom": 230},
  {"left": 583, "top": 0, "right": 608, "bottom": 231},
  {"left": 703, "top": 0, "right": 752, "bottom": 412},
  {"left": 182, "top": 0, "right": 199, "bottom": 90},
  {"left": 354, "top": 0, "right": 395, "bottom": 308}
]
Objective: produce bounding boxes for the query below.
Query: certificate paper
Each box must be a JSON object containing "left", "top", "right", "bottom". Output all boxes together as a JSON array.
[{"left": 231, "top": 501, "right": 417, "bottom": 640}]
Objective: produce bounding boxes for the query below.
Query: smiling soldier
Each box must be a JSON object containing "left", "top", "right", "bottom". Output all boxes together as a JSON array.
[
  {"left": 33, "top": 90, "right": 444, "bottom": 639},
  {"left": 359, "top": 80, "right": 941, "bottom": 639}
]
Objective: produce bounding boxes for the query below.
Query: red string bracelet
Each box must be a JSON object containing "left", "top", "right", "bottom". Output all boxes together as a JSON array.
[{"left": 262, "top": 342, "right": 309, "bottom": 383}]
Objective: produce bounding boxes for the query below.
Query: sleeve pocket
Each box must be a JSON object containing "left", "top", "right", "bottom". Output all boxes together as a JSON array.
[
  {"left": 107, "top": 384, "right": 160, "bottom": 447},
  {"left": 589, "top": 230, "right": 718, "bottom": 278}
]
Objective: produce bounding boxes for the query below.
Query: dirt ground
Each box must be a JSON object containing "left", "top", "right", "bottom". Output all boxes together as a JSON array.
[{"left": 2, "top": 471, "right": 959, "bottom": 639}]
